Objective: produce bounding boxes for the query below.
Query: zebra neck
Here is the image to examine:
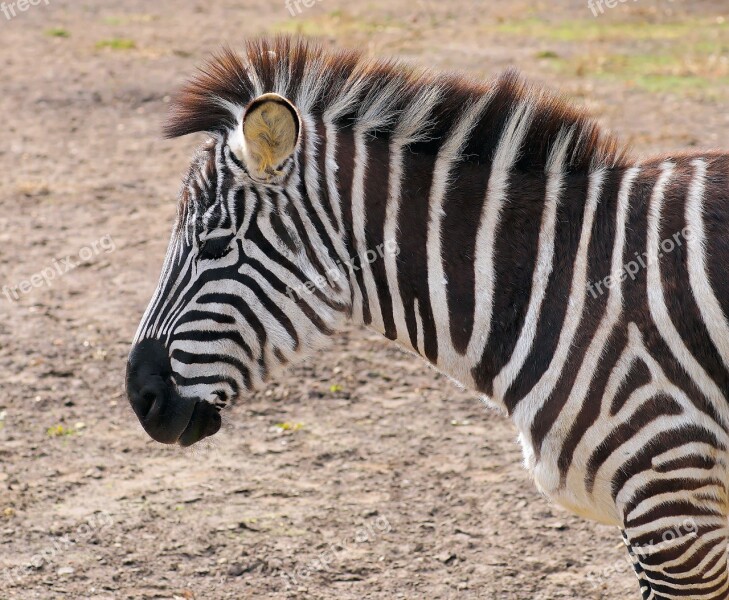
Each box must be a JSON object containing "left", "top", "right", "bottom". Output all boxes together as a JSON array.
[{"left": 315, "top": 119, "right": 639, "bottom": 408}]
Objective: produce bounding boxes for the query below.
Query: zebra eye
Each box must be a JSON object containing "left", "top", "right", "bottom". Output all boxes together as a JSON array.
[{"left": 198, "top": 234, "right": 234, "bottom": 261}]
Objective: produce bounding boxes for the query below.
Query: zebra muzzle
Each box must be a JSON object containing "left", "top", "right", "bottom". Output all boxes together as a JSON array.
[{"left": 126, "top": 339, "right": 221, "bottom": 446}]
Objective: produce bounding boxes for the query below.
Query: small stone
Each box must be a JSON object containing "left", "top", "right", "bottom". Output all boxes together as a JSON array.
[
  {"left": 57, "top": 566, "right": 75, "bottom": 576},
  {"left": 84, "top": 468, "right": 102, "bottom": 479},
  {"left": 227, "top": 564, "right": 246, "bottom": 577}
]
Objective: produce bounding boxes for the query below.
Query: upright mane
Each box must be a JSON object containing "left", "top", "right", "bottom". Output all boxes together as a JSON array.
[{"left": 165, "top": 36, "right": 631, "bottom": 173}]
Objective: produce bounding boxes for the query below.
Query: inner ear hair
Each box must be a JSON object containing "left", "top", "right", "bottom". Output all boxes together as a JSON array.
[{"left": 242, "top": 96, "right": 299, "bottom": 179}]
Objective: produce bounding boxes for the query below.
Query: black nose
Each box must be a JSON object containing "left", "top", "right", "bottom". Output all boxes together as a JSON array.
[{"left": 126, "top": 339, "right": 221, "bottom": 446}]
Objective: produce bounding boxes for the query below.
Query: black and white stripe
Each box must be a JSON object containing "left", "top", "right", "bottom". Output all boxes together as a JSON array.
[{"left": 132, "top": 39, "right": 729, "bottom": 599}]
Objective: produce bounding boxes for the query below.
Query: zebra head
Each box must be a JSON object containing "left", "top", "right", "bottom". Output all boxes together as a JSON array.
[{"left": 127, "top": 88, "right": 349, "bottom": 446}]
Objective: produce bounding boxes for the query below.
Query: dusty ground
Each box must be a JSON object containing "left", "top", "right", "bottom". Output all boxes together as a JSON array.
[{"left": 1, "top": 1, "right": 729, "bottom": 598}]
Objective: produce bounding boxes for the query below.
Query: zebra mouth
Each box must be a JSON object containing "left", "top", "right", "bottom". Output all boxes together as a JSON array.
[
  {"left": 126, "top": 338, "right": 222, "bottom": 446},
  {"left": 131, "top": 385, "right": 221, "bottom": 446},
  {"left": 177, "top": 399, "right": 222, "bottom": 447}
]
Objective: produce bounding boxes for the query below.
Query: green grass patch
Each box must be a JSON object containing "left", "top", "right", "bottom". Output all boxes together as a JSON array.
[
  {"left": 630, "top": 74, "right": 725, "bottom": 95},
  {"left": 46, "top": 424, "right": 76, "bottom": 437},
  {"left": 46, "top": 27, "right": 70, "bottom": 38},
  {"left": 495, "top": 16, "right": 729, "bottom": 99},
  {"left": 491, "top": 17, "right": 728, "bottom": 43},
  {"left": 95, "top": 38, "right": 137, "bottom": 51},
  {"left": 274, "top": 10, "right": 403, "bottom": 37},
  {"left": 275, "top": 422, "right": 304, "bottom": 432},
  {"left": 535, "top": 50, "right": 560, "bottom": 59},
  {"left": 548, "top": 51, "right": 729, "bottom": 97}
]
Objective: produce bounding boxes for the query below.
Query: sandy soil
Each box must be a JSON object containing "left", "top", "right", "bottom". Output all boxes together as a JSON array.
[{"left": 1, "top": 1, "right": 728, "bottom": 598}]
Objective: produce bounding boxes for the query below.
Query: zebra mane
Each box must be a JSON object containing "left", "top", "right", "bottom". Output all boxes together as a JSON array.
[{"left": 164, "top": 36, "right": 631, "bottom": 172}]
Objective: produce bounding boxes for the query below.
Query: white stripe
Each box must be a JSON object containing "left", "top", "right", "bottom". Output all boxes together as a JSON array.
[
  {"left": 427, "top": 92, "right": 495, "bottom": 382},
  {"left": 322, "top": 66, "right": 369, "bottom": 124},
  {"left": 150, "top": 250, "right": 198, "bottom": 340},
  {"left": 685, "top": 158, "right": 729, "bottom": 370},
  {"left": 467, "top": 100, "right": 536, "bottom": 369},
  {"left": 350, "top": 126, "right": 384, "bottom": 331},
  {"left": 156, "top": 149, "right": 244, "bottom": 338},
  {"left": 509, "top": 168, "right": 604, "bottom": 418},
  {"left": 294, "top": 57, "right": 327, "bottom": 114},
  {"left": 383, "top": 87, "right": 443, "bottom": 348},
  {"left": 413, "top": 297, "right": 425, "bottom": 356},
  {"left": 646, "top": 161, "right": 729, "bottom": 428},
  {"left": 177, "top": 381, "right": 237, "bottom": 402},
  {"left": 555, "top": 167, "right": 640, "bottom": 515},
  {"left": 383, "top": 140, "right": 410, "bottom": 342},
  {"left": 135, "top": 233, "right": 183, "bottom": 342},
  {"left": 283, "top": 160, "right": 350, "bottom": 306},
  {"left": 625, "top": 481, "right": 725, "bottom": 524},
  {"left": 493, "top": 127, "right": 573, "bottom": 400},
  {"left": 348, "top": 80, "right": 407, "bottom": 325},
  {"left": 297, "top": 113, "right": 350, "bottom": 299},
  {"left": 322, "top": 118, "right": 362, "bottom": 317},
  {"left": 323, "top": 121, "right": 345, "bottom": 231}
]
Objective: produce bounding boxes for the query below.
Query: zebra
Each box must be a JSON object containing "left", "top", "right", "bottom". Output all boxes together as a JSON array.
[{"left": 126, "top": 37, "right": 729, "bottom": 599}]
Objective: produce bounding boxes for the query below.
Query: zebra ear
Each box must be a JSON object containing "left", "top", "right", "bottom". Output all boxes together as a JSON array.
[{"left": 231, "top": 93, "right": 300, "bottom": 183}]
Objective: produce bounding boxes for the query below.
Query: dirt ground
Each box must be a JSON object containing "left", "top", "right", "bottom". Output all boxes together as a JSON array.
[{"left": 1, "top": 1, "right": 729, "bottom": 599}]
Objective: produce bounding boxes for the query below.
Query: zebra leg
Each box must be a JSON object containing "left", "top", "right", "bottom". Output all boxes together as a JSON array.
[
  {"left": 623, "top": 530, "right": 652, "bottom": 599},
  {"left": 621, "top": 512, "right": 729, "bottom": 599}
]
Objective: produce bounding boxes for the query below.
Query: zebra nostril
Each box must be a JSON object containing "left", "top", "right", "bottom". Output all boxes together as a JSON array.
[
  {"left": 127, "top": 338, "right": 173, "bottom": 419},
  {"left": 134, "top": 384, "right": 164, "bottom": 421}
]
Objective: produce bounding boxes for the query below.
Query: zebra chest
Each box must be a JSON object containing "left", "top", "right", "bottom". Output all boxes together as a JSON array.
[
  {"left": 507, "top": 320, "right": 729, "bottom": 528},
  {"left": 518, "top": 430, "right": 624, "bottom": 526}
]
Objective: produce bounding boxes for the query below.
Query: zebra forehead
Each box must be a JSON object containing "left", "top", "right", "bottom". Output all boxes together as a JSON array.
[{"left": 163, "top": 36, "right": 631, "bottom": 172}]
